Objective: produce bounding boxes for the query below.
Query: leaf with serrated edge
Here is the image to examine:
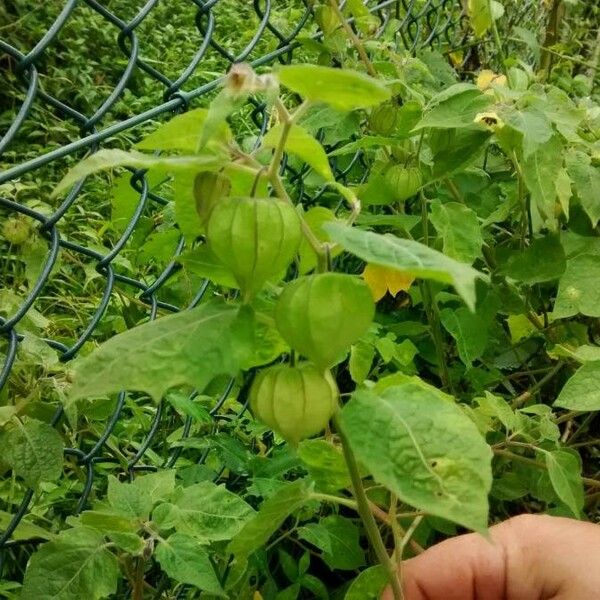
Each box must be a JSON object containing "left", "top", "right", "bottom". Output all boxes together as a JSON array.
[
  {"left": 554, "top": 362, "right": 600, "bottom": 411},
  {"left": 341, "top": 383, "right": 492, "bottom": 532},
  {"left": 68, "top": 303, "right": 262, "bottom": 402}
]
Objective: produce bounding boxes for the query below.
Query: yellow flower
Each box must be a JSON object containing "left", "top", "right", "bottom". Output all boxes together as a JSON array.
[
  {"left": 474, "top": 111, "right": 505, "bottom": 132},
  {"left": 476, "top": 69, "right": 507, "bottom": 91},
  {"left": 362, "top": 263, "right": 415, "bottom": 301}
]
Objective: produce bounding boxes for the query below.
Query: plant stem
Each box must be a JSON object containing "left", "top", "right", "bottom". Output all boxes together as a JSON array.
[
  {"left": 328, "top": 0, "right": 377, "bottom": 77},
  {"left": 487, "top": 0, "right": 506, "bottom": 69},
  {"left": 333, "top": 413, "right": 404, "bottom": 600},
  {"left": 540, "top": 0, "right": 564, "bottom": 80}
]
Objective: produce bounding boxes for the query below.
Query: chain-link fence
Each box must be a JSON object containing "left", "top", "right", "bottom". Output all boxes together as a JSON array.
[{"left": 0, "top": 0, "right": 545, "bottom": 584}]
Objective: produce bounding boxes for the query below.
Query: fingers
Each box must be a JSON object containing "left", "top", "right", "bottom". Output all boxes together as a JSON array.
[{"left": 383, "top": 515, "right": 600, "bottom": 600}]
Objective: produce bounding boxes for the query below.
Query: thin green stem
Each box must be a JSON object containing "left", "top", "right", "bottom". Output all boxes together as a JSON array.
[
  {"left": 328, "top": 0, "right": 377, "bottom": 77},
  {"left": 487, "top": 0, "right": 506, "bottom": 69},
  {"left": 333, "top": 413, "right": 403, "bottom": 600}
]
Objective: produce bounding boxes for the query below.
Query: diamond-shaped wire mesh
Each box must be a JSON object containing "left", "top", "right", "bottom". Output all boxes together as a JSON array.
[{"left": 0, "top": 0, "right": 542, "bottom": 582}]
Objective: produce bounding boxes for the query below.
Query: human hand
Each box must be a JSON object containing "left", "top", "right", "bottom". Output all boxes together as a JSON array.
[{"left": 383, "top": 514, "right": 600, "bottom": 599}]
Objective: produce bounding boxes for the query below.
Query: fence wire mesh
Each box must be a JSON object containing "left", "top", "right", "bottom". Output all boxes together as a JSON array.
[{"left": 1, "top": 0, "right": 543, "bottom": 583}]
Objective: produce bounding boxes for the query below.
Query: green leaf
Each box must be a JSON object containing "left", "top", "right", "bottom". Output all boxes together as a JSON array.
[
  {"left": 136, "top": 108, "right": 231, "bottom": 152},
  {"left": 107, "top": 471, "right": 175, "bottom": 519},
  {"left": 345, "top": 566, "right": 388, "bottom": 600},
  {"left": 500, "top": 107, "right": 553, "bottom": 158},
  {"left": 440, "top": 307, "right": 488, "bottom": 366},
  {"left": 297, "top": 515, "right": 364, "bottom": 571},
  {"left": 341, "top": 383, "right": 492, "bottom": 532},
  {"left": 468, "top": 0, "right": 492, "bottom": 36},
  {"left": 155, "top": 533, "right": 226, "bottom": 597},
  {"left": 554, "top": 362, "right": 600, "bottom": 411},
  {"left": 349, "top": 341, "right": 375, "bottom": 384},
  {"left": 68, "top": 302, "right": 263, "bottom": 402},
  {"left": 297, "top": 439, "right": 351, "bottom": 492},
  {"left": 52, "top": 149, "right": 223, "bottom": 198},
  {"left": 414, "top": 85, "right": 492, "bottom": 130},
  {"left": 277, "top": 64, "right": 391, "bottom": 111},
  {"left": 429, "top": 201, "right": 483, "bottom": 264},
  {"left": 501, "top": 235, "right": 566, "bottom": 284},
  {"left": 0, "top": 418, "right": 63, "bottom": 488},
  {"left": 324, "top": 222, "right": 486, "bottom": 311},
  {"left": 263, "top": 124, "right": 334, "bottom": 181},
  {"left": 328, "top": 136, "right": 401, "bottom": 157},
  {"left": 542, "top": 450, "right": 584, "bottom": 517},
  {"left": 566, "top": 150, "right": 600, "bottom": 228},
  {"left": 177, "top": 246, "right": 238, "bottom": 288},
  {"left": 21, "top": 527, "right": 119, "bottom": 600},
  {"left": 553, "top": 254, "right": 600, "bottom": 319},
  {"left": 521, "top": 136, "right": 562, "bottom": 230},
  {"left": 152, "top": 481, "right": 254, "bottom": 543},
  {"left": 429, "top": 128, "right": 490, "bottom": 178},
  {"left": 0, "top": 510, "right": 53, "bottom": 542},
  {"left": 228, "top": 479, "right": 311, "bottom": 558}
]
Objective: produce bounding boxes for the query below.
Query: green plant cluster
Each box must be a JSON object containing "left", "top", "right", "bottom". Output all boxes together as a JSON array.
[{"left": 1, "top": 1, "right": 600, "bottom": 599}]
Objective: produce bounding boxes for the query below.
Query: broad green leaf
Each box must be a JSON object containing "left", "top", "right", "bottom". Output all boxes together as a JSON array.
[
  {"left": 468, "top": 0, "right": 492, "bottom": 36},
  {"left": 566, "top": 150, "right": 600, "bottom": 227},
  {"left": 228, "top": 479, "right": 311, "bottom": 558},
  {"left": 21, "top": 527, "right": 119, "bottom": 600},
  {"left": 553, "top": 254, "right": 600, "bottom": 319},
  {"left": 152, "top": 481, "right": 254, "bottom": 543},
  {"left": 107, "top": 471, "right": 175, "bottom": 519},
  {"left": 177, "top": 246, "right": 238, "bottom": 288},
  {"left": 263, "top": 123, "right": 333, "bottom": 181},
  {"left": 542, "top": 450, "right": 584, "bottom": 517},
  {"left": 414, "top": 86, "right": 492, "bottom": 130},
  {"left": 0, "top": 511, "right": 53, "bottom": 542},
  {"left": 345, "top": 566, "right": 388, "bottom": 600},
  {"left": 52, "top": 149, "right": 223, "bottom": 198},
  {"left": 68, "top": 302, "right": 263, "bottom": 402},
  {"left": 0, "top": 418, "right": 63, "bottom": 488},
  {"left": 501, "top": 235, "right": 566, "bottom": 284},
  {"left": 554, "top": 362, "right": 600, "bottom": 411},
  {"left": 521, "top": 136, "right": 562, "bottom": 230},
  {"left": 499, "top": 107, "right": 553, "bottom": 158},
  {"left": 297, "top": 439, "right": 351, "bottom": 492},
  {"left": 476, "top": 392, "right": 517, "bottom": 432},
  {"left": 324, "top": 222, "right": 486, "bottom": 310},
  {"left": 297, "top": 515, "right": 364, "bottom": 571},
  {"left": 341, "top": 383, "right": 492, "bottom": 532},
  {"left": 429, "top": 201, "right": 483, "bottom": 264},
  {"left": 277, "top": 64, "right": 391, "bottom": 111},
  {"left": 440, "top": 307, "right": 488, "bottom": 366},
  {"left": 155, "top": 533, "right": 226, "bottom": 597},
  {"left": 136, "top": 108, "right": 231, "bottom": 152}
]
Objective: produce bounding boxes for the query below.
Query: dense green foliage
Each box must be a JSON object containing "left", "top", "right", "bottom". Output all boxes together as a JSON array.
[{"left": 1, "top": 1, "right": 600, "bottom": 599}]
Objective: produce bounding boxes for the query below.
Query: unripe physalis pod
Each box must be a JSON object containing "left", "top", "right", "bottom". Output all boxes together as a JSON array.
[
  {"left": 369, "top": 102, "right": 399, "bottom": 136},
  {"left": 2, "top": 217, "right": 30, "bottom": 245},
  {"left": 194, "top": 171, "right": 231, "bottom": 226},
  {"left": 250, "top": 363, "right": 339, "bottom": 445},
  {"left": 384, "top": 165, "right": 423, "bottom": 202},
  {"left": 275, "top": 273, "right": 375, "bottom": 369},
  {"left": 206, "top": 196, "right": 302, "bottom": 300}
]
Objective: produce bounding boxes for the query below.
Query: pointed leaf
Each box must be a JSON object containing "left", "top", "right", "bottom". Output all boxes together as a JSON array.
[
  {"left": 543, "top": 450, "right": 584, "bottom": 517},
  {"left": 263, "top": 124, "right": 334, "bottom": 181},
  {"left": 155, "top": 533, "right": 226, "bottom": 597},
  {"left": 68, "top": 303, "right": 263, "bottom": 402},
  {"left": 566, "top": 150, "right": 600, "bottom": 228},
  {"left": 277, "top": 65, "right": 390, "bottom": 111},
  {"left": 324, "top": 222, "right": 486, "bottom": 310},
  {"left": 554, "top": 362, "right": 600, "bottom": 411},
  {"left": 341, "top": 383, "right": 492, "bottom": 532},
  {"left": 21, "top": 528, "right": 119, "bottom": 600}
]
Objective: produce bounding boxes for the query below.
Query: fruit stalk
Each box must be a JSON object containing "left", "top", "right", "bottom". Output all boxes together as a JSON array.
[{"left": 333, "top": 413, "right": 404, "bottom": 600}]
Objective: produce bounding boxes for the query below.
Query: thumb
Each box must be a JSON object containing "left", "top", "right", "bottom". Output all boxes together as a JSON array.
[{"left": 384, "top": 514, "right": 600, "bottom": 600}]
